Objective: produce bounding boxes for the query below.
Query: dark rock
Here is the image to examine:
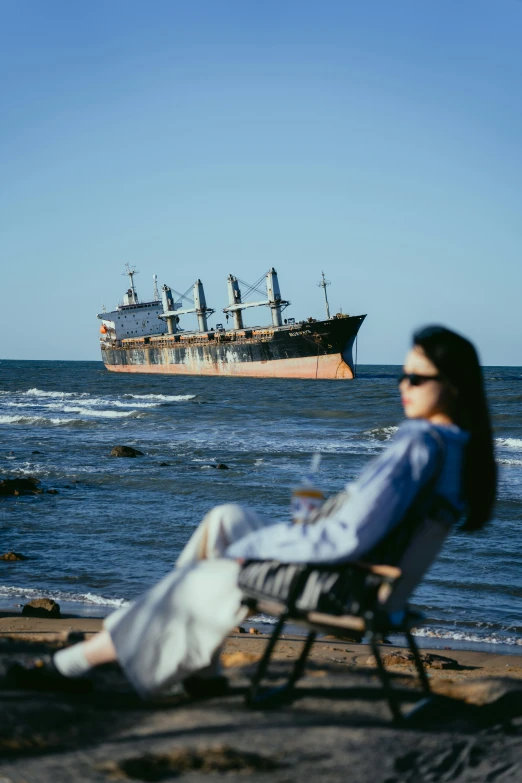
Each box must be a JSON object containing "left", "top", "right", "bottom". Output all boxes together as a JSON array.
[
  {"left": 0, "top": 551, "right": 27, "bottom": 561},
  {"left": 31, "top": 451, "right": 42, "bottom": 455},
  {"left": 110, "top": 446, "right": 144, "bottom": 458},
  {"left": 22, "top": 598, "right": 61, "bottom": 618},
  {"left": 159, "top": 462, "right": 172, "bottom": 467},
  {"left": 0, "top": 477, "right": 41, "bottom": 496},
  {"left": 46, "top": 489, "right": 59, "bottom": 495},
  {"left": 421, "top": 652, "right": 460, "bottom": 670},
  {"left": 213, "top": 463, "right": 230, "bottom": 470}
]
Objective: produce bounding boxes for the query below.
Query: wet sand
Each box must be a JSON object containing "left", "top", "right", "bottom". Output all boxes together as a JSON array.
[{"left": 0, "top": 614, "right": 522, "bottom": 781}]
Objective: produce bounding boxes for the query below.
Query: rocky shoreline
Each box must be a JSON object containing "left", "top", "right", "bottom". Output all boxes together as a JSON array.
[{"left": 0, "top": 614, "right": 521, "bottom": 781}]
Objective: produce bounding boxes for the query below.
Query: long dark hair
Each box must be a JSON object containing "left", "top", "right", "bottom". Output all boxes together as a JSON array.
[{"left": 413, "top": 325, "right": 496, "bottom": 531}]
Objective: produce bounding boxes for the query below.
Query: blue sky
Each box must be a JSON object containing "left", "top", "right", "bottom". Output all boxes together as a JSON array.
[{"left": 1, "top": 0, "right": 521, "bottom": 364}]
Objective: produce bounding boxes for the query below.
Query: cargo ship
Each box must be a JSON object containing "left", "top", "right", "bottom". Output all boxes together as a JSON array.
[{"left": 97, "top": 267, "right": 366, "bottom": 379}]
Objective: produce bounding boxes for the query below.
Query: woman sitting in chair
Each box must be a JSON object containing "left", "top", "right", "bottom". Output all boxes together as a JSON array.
[{"left": 10, "top": 325, "right": 496, "bottom": 696}]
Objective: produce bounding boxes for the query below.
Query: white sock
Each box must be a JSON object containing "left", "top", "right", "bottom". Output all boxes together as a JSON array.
[{"left": 54, "top": 644, "right": 92, "bottom": 678}]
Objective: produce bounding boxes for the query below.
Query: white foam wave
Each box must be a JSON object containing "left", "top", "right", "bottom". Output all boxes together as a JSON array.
[
  {"left": 0, "top": 414, "right": 89, "bottom": 427},
  {"left": 125, "top": 393, "right": 196, "bottom": 402},
  {"left": 0, "top": 585, "right": 129, "bottom": 609},
  {"left": 80, "top": 592, "right": 129, "bottom": 608},
  {"left": 412, "top": 627, "right": 522, "bottom": 646},
  {"left": 46, "top": 405, "right": 139, "bottom": 419},
  {"left": 24, "top": 388, "right": 84, "bottom": 399},
  {"left": 363, "top": 426, "right": 399, "bottom": 441},
  {"left": 495, "top": 437, "right": 522, "bottom": 451},
  {"left": 4, "top": 397, "right": 155, "bottom": 412},
  {"left": 4, "top": 402, "right": 41, "bottom": 409},
  {"left": 1, "top": 388, "right": 160, "bottom": 409},
  {"left": 497, "top": 458, "right": 522, "bottom": 466},
  {"left": 248, "top": 615, "right": 522, "bottom": 646},
  {"left": 250, "top": 613, "right": 278, "bottom": 625},
  {"left": 83, "top": 398, "right": 156, "bottom": 409}
]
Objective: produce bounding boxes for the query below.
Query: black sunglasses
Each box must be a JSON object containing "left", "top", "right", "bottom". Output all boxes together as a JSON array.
[{"left": 398, "top": 372, "right": 442, "bottom": 387}]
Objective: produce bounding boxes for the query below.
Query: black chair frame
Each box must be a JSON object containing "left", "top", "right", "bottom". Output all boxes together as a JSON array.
[{"left": 240, "top": 563, "right": 433, "bottom": 723}]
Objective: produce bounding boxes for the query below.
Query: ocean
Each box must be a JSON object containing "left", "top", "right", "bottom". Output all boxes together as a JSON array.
[{"left": 0, "top": 360, "right": 521, "bottom": 650}]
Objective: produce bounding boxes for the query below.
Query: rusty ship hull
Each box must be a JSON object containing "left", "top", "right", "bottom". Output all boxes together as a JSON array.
[{"left": 100, "top": 315, "right": 366, "bottom": 380}]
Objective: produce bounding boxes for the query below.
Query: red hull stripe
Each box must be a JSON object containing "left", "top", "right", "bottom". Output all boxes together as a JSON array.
[{"left": 103, "top": 353, "right": 355, "bottom": 379}]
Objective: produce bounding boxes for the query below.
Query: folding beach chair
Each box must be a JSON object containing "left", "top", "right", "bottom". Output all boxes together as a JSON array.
[{"left": 239, "top": 497, "right": 460, "bottom": 722}]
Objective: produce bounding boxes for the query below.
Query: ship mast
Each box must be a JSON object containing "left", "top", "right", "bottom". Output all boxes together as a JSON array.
[
  {"left": 123, "top": 264, "right": 139, "bottom": 304},
  {"left": 318, "top": 271, "right": 331, "bottom": 320}
]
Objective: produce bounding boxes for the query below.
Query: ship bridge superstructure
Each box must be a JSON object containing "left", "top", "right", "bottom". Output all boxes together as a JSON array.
[{"left": 97, "top": 265, "right": 169, "bottom": 341}]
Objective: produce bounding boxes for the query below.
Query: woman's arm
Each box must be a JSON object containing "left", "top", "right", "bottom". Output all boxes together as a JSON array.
[{"left": 226, "top": 424, "right": 440, "bottom": 564}]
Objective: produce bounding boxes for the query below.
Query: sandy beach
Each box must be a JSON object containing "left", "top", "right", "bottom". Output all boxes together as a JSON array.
[{"left": 1, "top": 613, "right": 521, "bottom": 782}]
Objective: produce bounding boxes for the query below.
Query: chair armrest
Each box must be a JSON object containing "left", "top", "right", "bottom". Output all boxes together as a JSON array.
[{"left": 350, "top": 562, "right": 402, "bottom": 580}]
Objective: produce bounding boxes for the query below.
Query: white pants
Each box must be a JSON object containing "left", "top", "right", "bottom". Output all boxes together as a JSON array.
[{"left": 104, "top": 504, "right": 278, "bottom": 698}]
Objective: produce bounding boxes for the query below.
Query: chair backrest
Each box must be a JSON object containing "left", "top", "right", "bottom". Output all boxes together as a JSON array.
[{"left": 380, "top": 501, "right": 458, "bottom": 613}]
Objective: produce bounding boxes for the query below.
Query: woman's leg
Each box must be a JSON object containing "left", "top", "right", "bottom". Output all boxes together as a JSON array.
[
  {"left": 54, "top": 630, "right": 117, "bottom": 677},
  {"left": 175, "top": 503, "right": 276, "bottom": 567},
  {"left": 53, "top": 503, "right": 277, "bottom": 687},
  {"left": 105, "top": 558, "right": 243, "bottom": 697}
]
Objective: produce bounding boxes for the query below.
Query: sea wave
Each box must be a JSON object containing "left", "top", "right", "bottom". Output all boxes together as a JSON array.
[
  {"left": 497, "top": 458, "right": 522, "bottom": 466},
  {"left": 23, "top": 388, "right": 86, "bottom": 399},
  {"left": 411, "top": 627, "right": 522, "bottom": 646},
  {"left": 0, "top": 585, "right": 129, "bottom": 609},
  {"left": 187, "top": 436, "right": 371, "bottom": 456},
  {"left": 124, "top": 393, "right": 196, "bottom": 402},
  {"left": 77, "top": 398, "right": 157, "bottom": 409},
  {"left": 495, "top": 437, "right": 522, "bottom": 451},
  {"left": 362, "top": 426, "right": 399, "bottom": 441},
  {"left": 46, "top": 405, "right": 140, "bottom": 419},
  {"left": 248, "top": 615, "right": 522, "bottom": 646},
  {"left": 0, "top": 414, "right": 92, "bottom": 427},
  {"left": 3, "top": 396, "right": 156, "bottom": 411},
  {"left": 4, "top": 402, "right": 45, "bottom": 409}
]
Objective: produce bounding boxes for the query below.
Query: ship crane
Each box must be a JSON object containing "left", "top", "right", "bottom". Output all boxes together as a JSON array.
[
  {"left": 223, "top": 268, "right": 290, "bottom": 328},
  {"left": 159, "top": 280, "right": 215, "bottom": 334}
]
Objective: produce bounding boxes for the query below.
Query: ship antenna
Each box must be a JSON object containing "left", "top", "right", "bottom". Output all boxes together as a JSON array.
[
  {"left": 123, "top": 263, "right": 139, "bottom": 303},
  {"left": 153, "top": 274, "right": 160, "bottom": 301},
  {"left": 317, "top": 271, "right": 331, "bottom": 319}
]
